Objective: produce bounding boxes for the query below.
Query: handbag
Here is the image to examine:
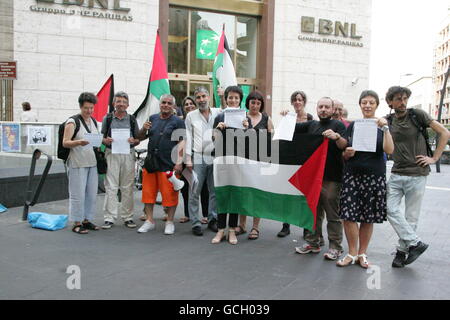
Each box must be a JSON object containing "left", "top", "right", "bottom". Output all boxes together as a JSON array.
[
  {"left": 94, "top": 148, "right": 107, "bottom": 174},
  {"left": 143, "top": 119, "right": 170, "bottom": 173},
  {"left": 143, "top": 152, "right": 160, "bottom": 173}
]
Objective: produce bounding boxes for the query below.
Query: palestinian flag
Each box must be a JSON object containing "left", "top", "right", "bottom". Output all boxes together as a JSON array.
[
  {"left": 214, "top": 133, "right": 328, "bottom": 231},
  {"left": 93, "top": 74, "right": 114, "bottom": 122},
  {"left": 212, "top": 26, "right": 237, "bottom": 108},
  {"left": 133, "top": 31, "right": 170, "bottom": 127}
]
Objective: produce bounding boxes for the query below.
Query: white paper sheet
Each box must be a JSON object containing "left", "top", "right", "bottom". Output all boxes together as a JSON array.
[
  {"left": 111, "top": 128, "right": 130, "bottom": 154},
  {"left": 182, "top": 168, "right": 199, "bottom": 194},
  {"left": 224, "top": 109, "right": 246, "bottom": 129},
  {"left": 352, "top": 119, "right": 378, "bottom": 152},
  {"left": 83, "top": 133, "right": 103, "bottom": 148},
  {"left": 273, "top": 112, "right": 297, "bottom": 141}
]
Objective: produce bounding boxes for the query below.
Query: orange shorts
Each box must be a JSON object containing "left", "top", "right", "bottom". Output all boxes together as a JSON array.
[{"left": 141, "top": 169, "right": 179, "bottom": 207}]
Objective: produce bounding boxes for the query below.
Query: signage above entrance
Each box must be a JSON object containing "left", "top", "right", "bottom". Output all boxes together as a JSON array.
[
  {"left": 299, "top": 16, "right": 364, "bottom": 48},
  {"left": 30, "top": 0, "right": 133, "bottom": 21}
]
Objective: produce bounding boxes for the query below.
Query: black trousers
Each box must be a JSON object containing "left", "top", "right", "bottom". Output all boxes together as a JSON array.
[{"left": 218, "top": 213, "right": 238, "bottom": 229}]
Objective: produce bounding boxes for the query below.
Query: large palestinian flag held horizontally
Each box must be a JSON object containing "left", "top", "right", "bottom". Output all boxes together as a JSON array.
[{"left": 214, "top": 132, "right": 328, "bottom": 231}]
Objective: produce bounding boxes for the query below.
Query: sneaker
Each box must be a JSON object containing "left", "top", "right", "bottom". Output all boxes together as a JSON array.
[
  {"left": 124, "top": 220, "right": 137, "bottom": 228},
  {"left": 137, "top": 221, "right": 155, "bottom": 233},
  {"left": 405, "top": 241, "right": 429, "bottom": 265},
  {"left": 295, "top": 243, "right": 321, "bottom": 254},
  {"left": 277, "top": 224, "right": 290, "bottom": 237},
  {"left": 324, "top": 249, "right": 344, "bottom": 261},
  {"left": 102, "top": 221, "right": 114, "bottom": 229},
  {"left": 392, "top": 250, "right": 407, "bottom": 268},
  {"left": 164, "top": 222, "right": 175, "bottom": 235},
  {"left": 192, "top": 226, "right": 203, "bottom": 236},
  {"left": 207, "top": 219, "right": 218, "bottom": 232}
]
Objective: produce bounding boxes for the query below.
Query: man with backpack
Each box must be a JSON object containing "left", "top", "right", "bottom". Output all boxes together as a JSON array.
[
  {"left": 101, "top": 91, "right": 141, "bottom": 229},
  {"left": 385, "top": 86, "right": 450, "bottom": 268}
]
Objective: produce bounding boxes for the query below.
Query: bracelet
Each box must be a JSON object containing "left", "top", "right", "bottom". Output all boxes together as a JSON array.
[
  {"left": 334, "top": 134, "right": 341, "bottom": 141},
  {"left": 381, "top": 125, "right": 389, "bottom": 132}
]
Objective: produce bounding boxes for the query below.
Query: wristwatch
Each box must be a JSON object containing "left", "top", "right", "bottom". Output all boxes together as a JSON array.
[
  {"left": 334, "top": 133, "right": 341, "bottom": 141},
  {"left": 381, "top": 125, "right": 389, "bottom": 132}
]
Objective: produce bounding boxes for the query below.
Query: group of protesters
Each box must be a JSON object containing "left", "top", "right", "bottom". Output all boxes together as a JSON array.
[{"left": 62, "top": 85, "right": 450, "bottom": 269}]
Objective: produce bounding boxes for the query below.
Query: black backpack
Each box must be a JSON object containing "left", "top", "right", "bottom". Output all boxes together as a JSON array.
[
  {"left": 386, "top": 108, "right": 433, "bottom": 157},
  {"left": 57, "top": 115, "right": 98, "bottom": 162}
]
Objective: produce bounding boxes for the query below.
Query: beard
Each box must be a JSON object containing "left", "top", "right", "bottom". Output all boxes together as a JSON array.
[{"left": 199, "top": 103, "right": 209, "bottom": 111}]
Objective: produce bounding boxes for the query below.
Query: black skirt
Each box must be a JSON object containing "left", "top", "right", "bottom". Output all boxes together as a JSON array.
[{"left": 339, "top": 171, "right": 387, "bottom": 224}]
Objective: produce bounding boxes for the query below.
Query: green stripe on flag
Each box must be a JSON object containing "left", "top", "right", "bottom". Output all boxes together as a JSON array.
[
  {"left": 149, "top": 78, "right": 170, "bottom": 100},
  {"left": 215, "top": 186, "right": 315, "bottom": 231}
]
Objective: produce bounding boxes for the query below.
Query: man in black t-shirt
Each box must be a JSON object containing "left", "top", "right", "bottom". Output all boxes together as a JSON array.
[{"left": 294, "top": 97, "right": 347, "bottom": 261}]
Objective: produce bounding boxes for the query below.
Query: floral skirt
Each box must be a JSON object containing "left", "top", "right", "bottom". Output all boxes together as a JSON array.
[{"left": 339, "top": 171, "right": 387, "bottom": 224}]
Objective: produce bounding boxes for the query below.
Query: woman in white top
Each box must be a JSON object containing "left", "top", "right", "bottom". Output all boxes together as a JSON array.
[{"left": 62, "top": 92, "right": 100, "bottom": 234}]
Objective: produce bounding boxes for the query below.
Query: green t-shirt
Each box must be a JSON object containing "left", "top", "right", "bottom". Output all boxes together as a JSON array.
[{"left": 390, "top": 108, "right": 433, "bottom": 176}]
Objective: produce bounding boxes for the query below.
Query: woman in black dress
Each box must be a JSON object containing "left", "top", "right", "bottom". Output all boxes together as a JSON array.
[
  {"left": 336, "top": 90, "right": 394, "bottom": 268},
  {"left": 235, "top": 91, "right": 274, "bottom": 240}
]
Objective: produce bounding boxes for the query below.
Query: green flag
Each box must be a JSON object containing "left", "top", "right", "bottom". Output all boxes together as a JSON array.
[{"left": 196, "top": 29, "right": 220, "bottom": 60}]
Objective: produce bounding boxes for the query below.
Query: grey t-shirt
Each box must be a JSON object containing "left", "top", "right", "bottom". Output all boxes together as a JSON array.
[
  {"left": 390, "top": 108, "right": 433, "bottom": 176},
  {"left": 101, "top": 113, "right": 139, "bottom": 150}
]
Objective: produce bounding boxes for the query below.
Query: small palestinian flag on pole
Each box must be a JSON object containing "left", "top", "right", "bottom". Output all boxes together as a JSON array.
[
  {"left": 214, "top": 133, "right": 328, "bottom": 231},
  {"left": 133, "top": 30, "right": 170, "bottom": 127},
  {"left": 93, "top": 74, "right": 114, "bottom": 122},
  {"left": 212, "top": 25, "right": 237, "bottom": 108}
]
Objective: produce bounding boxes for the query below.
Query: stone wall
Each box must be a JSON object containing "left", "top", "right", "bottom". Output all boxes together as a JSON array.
[
  {"left": 272, "top": 0, "right": 372, "bottom": 123},
  {"left": 0, "top": 0, "right": 14, "bottom": 61},
  {"left": 13, "top": 0, "right": 159, "bottom": 122}
]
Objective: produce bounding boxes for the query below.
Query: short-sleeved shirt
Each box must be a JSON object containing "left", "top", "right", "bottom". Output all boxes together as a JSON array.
[
  {"left": 66, "top": 117, "right": 98, "bottom": 168},
  {"left": 343, "top": 121, "right": 385, "bottom": 175},
  {"left": 389, "top": 109, "right": 433, "bottom": 176},
  {"left": 295, "top": 118, "right": 346, "bottom": 183},
  {"left": 101, "top": 113, "right": 139, "bottom": 150},
  {"left": 146, "top": 114, "right": 186, "bottom": 172}
]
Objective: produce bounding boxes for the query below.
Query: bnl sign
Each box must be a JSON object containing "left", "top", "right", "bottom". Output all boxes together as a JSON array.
[
  {"left": 301, "top": 16, "right": 362, "bottom": 39},
  {"left": 36, "top": 0, "right": 130, "bottom": 12}
]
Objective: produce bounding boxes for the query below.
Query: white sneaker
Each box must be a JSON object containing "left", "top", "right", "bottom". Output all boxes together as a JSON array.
[
  {"left": 137, "top": 221, "right": 155, "bottom": 233},
  {"left": 164, "top": 222, "right": 175, "bottom": 235}
]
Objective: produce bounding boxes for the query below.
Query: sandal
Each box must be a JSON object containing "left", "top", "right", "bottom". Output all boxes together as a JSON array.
[
  {"left": 72, "top": 224, "right": 88, "bottom": 234},
  {"left": 248, "top": 228, "right": 260, "bottom": 240},
  {"left": 201, "top": 217, "right": 208, "bottom": 224},
  {"left": 357, "top": 254, "right": 370, "bottom": 269},
  {"left": 336, "top": 254, "right": 357, "bottom": 267},
  {"left": 235, "top": 226, "right": 247, "bottom": 236},
  {"left": 82, "top": 221, "right": 100, "bottom": 230},
  {"left": 179, "top": 217, "right": 190, "bottom": 223},
  {"left": 227, "top": 229, "right": 238, "bottom": 245},
  {"left": 211, "top": 229, "right": 226, "bottom": 244}
]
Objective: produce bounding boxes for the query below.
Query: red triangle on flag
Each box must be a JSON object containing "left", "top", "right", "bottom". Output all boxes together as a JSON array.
[
  {"left": 93, "top": 74, "right": 114, "bottom": 122},
  {"left": 288, "top": 138, "right": 329, "bottom": 230},
  {"left": 149, "top": 32, "right": 169, "bottom": 83}
]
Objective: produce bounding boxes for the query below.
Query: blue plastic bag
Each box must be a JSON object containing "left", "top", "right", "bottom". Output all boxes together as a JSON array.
[
  {"left": 28, "top": 212, "right": 68, "bottom": 231},
  {"left": 0, "top": 203, "right": 7, "bottom": 213}
]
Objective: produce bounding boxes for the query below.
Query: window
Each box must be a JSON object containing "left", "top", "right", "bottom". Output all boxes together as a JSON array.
[
  {"left": 0, "top": 80, "right": 13, "bottom": 121},
  {"left": 168, "top": 6, "right": 259, "bottom": 107}
]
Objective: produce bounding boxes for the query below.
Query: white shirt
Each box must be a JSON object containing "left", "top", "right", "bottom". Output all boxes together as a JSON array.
[
  {"left": 185, "top": 107, "right": 222, "bottom": 156},
  {"left": 20, "top": 110, "right": 38, "bottom": 122}
]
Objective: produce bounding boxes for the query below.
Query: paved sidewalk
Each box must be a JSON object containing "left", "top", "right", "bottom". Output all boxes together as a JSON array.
[{"left": 1, "top": 165, "right": 449, "bottom": 300}]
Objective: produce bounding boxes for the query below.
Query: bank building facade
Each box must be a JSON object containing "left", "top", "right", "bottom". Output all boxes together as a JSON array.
[{"left": 0, "top": 0, "right": 372, "bottom": 124}]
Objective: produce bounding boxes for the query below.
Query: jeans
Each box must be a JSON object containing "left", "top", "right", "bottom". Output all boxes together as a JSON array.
[
  {"left": 387, "top": 174, "right": 427, "bottom": 253},
  {"left": 67, "top": 165, "right": 98, "bottom": 222},
  {"left": 304, "top": 181, "right": 343, "bottom": 250},
  {"left": 188, "top": 154, "right": 217, "bottom": 228}
]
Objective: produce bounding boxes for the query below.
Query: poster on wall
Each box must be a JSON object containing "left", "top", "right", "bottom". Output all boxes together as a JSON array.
[
  {"left": 27, "top": 126, "right": 52, "bottom": 146},
  {"left": 1, "top": 123, "right": 21, "bottom": 152}
]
